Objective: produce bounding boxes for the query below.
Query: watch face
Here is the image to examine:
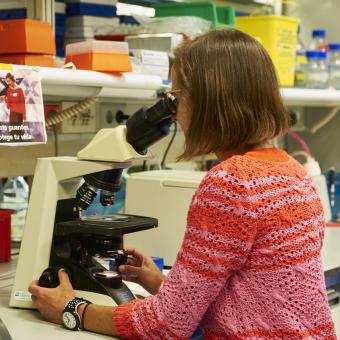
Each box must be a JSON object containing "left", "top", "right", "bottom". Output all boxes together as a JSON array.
[{"left": 62, "top": 311, "right": 77, "bottom": 330}]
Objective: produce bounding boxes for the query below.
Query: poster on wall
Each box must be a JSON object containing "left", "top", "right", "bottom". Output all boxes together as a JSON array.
[{"left": 0, "top": 65, "right": 47, "bottom": 145}]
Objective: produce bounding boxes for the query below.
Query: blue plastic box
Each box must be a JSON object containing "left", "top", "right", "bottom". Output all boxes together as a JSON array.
[{"left": 66, "top": 3, "right": 116, "bottom": 17}]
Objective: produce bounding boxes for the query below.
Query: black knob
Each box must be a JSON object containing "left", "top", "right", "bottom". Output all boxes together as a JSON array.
[
  {"left": 38, "top": 266, "right": 71, "bottom": 288},
  {"left": 116, "top": 110, "right": 130, "bottom": 123}
]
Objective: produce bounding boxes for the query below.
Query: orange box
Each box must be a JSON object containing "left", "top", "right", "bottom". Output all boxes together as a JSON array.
[
  {"left": 0, "top": 54, "right": 55, "bottom": 67},
  {"left": 65, "top": 51, "right": 132, "bottom": 72},
  {"left": 0, "top": 19, "right": 56, "bottom": 55}
]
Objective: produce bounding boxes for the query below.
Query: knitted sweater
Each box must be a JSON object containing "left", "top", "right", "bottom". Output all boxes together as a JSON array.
[{"left": 114, "top": 148, "right": 336, "bottom": 339}]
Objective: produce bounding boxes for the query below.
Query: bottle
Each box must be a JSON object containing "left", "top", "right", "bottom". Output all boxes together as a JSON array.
[
  {"left": 303, "top": 157, "right": 332, "bottom": 222},
  {"left": 309, "top": 29, "right": 328, "bottom": 51},
  {"left": 328, "top": 43, "right": 340, "bottom": 90},
  {"left": 305, "top": 51, "right": 329, "bottom": 89},
  {"left": 0, "top": 176, "right": 29, "bottom": 242},
  {"left": 294, "top": 26, "right": 307, "bottom": 88}
]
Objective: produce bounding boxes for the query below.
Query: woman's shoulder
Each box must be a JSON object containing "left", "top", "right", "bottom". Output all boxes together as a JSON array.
[{"left": 201, "top": 150, "right": 308, "bottom": 191}]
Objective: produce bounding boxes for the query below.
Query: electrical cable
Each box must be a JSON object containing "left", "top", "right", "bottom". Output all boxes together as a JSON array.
[
  {"left": 287, "top": 130, "right": 311, "bottom": 155},
  {"left": 305, "top": 106, "right": 340, "bottom": 134},
  {"left": 289, "top": 150, "right": 310, "bottom": 162},
  {"left": 53, "top": 124, "right": 59, "bottom": 157},
  {"left": 45, "top": 97, "right": 97, "bottom": 128},
  {"left": 142, "top": 160, "right": 147, "bottom": 171},
  {"left": 161, "top": 121, "right": 177, "bottom": 169}
]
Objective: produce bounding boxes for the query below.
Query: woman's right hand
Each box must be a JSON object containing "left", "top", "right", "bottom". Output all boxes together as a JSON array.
[{"left": 119, "top": 248, "right": 165, "bottom": 295}]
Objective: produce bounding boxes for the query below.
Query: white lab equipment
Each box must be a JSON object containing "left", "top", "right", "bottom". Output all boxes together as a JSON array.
[
  {"left": 10, "top": 90, "right": 177, "bottom": 309},
  {"left": 124, "top": 170, "right": 206, "bottom": 266}
]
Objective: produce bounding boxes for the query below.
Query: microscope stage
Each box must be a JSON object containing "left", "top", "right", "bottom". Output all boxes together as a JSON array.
[{"left": 55, "top": 213, "right": 158, "bottom": 237}]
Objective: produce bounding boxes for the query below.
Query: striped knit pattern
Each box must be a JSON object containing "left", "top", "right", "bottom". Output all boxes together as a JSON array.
[{"left": 114, "top": 148, "right": 336, "bottom": 339}]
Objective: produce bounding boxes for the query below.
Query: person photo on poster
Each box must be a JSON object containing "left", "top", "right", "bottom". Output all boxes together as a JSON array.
[
  {"left": 2, "top": 73, "right": 26, "bottom": 130},
  {"left": 0, "top": 67, "right": 47, "bottom": 145}
]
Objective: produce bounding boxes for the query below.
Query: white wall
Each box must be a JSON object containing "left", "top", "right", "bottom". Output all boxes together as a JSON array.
[{"left": 296, "top": 0, "right": 340, "bottom": 46}]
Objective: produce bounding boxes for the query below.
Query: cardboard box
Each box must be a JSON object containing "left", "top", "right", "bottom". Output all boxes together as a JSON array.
[{"left": 0, "top": 19, "right": 56, "bottom": 55}]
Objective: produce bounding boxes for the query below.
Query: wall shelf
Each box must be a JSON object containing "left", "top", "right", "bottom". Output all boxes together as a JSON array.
[
  {"left": 282, "top": 88, "right": 340, "bottom": 107},
  {"left": 17, "top": 66, "right": 340, "bottom": 106},
  {"left": 17, "top": 65, "right": 163, "bottom": 100}
]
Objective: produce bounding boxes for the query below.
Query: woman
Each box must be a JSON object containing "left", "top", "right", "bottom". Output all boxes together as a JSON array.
[
  {"left": 29, "top": 29, "right": 336, "bottom": 339},
  {"left": 4, "top": 72, "right": 26, "bottom": 126}
]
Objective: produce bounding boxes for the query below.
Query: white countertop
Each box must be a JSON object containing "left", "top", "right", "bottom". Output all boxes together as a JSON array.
[{"left": 0, "top": 259, "right": 118, "bottom": 340}]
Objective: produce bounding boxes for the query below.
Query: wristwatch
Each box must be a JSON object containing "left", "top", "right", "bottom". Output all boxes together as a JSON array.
[{"left": 61, "top": 298, "right": 88, "bottom": 331}]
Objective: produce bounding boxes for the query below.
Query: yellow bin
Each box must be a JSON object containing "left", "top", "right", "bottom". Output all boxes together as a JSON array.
[{"left": 237, "top": 15, "right": 299, "bottom": 87}]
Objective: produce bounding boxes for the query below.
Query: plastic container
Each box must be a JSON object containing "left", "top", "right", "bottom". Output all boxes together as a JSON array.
[
  {"left": 303, "top": 157, "right": 332, "bottom": 222},
  {"left": 309, "top": 29, "right": 328, "bottom": 52},
  {"left": 305, "top": 51, "right": 329, "bottom": 89},
  {"left": 326, "top": 170, "right": 340, "bottom": 221},
  {"left": 153, "top": 2, "right": 236, "bottom": 28},
  {"left": 237, "top": 15, "right": 299, "bottom": 87},
  {"left": 66, "top": 3, "right": 117, "bottom": 17},
  {"left": 0, "top": 54, "right": 55, "bottom": 67},
  {"left": 328, "top": 43, "right": 340, "bottom": 90},
  {"left": 65, "top": 40, "right": 132, "bottom": 72},
  {"left": 294, "top": 26, "right": 307, "bottom": 88},
  {"left": 0, "top": 209, "right": 13, "bottom": 262},
  {"left": 0, "top": 177, "right": 29, "bottom": 242},
  {"left": 0, "top": 19, "right": 56, "bottom": 55}
]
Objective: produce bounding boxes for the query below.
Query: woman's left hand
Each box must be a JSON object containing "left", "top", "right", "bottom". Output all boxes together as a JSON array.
[{"left": 28, "top": 269, "right": 75, "bottom": 324}]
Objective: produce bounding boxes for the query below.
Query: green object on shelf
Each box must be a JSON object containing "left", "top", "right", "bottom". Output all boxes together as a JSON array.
[
  {"left": 153, "top": 1, "right": 235, "bottom": 28},
  {"left": 216, "top": 6, "right": 236, "bottom": 28}
]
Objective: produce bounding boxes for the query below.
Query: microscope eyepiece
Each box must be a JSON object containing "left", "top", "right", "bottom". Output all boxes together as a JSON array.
[{"left": 126, "top": 90, "right": 177, "bottom": 155}]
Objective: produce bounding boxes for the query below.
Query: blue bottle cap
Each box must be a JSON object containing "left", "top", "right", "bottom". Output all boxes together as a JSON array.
[
  {"left": 329, "top": 44, "right": 340, "bottom": 51},
  {"left": 306, "top": 50, "right": 319, "bottom": 59},
  {"left": 312, "top": 29, "right": 326, "bottom": 38},
  {"left": 318, "top": 51, "right": 328, "bottom": 59}
]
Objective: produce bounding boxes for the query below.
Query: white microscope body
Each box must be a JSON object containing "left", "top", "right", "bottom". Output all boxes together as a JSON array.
[{"left": 10, "top": 126, "right": 149, "bottom": 308}]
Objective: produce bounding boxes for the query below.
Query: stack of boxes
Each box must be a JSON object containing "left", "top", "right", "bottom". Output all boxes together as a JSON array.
[
  {"left": 0, "top": 19, "right": 56, "bottom": 67},
  {"left": 55, "top": 0, "right": 66, "bottom": 57},
  {"left": 0, "top": 0, "right": 26, "bottom": 20},
  {"left": 65, "top": 0, "right": 119, "bottom": 46}
]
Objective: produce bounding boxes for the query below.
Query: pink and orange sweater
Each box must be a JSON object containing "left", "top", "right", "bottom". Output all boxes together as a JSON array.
[{"left": 114, "top": 148, "right": 336, "bottom": 339}]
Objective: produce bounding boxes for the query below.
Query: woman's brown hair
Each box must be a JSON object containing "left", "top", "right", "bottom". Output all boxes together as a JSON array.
[
  {"left": 6, "top": 72, "right": 15, "bottom": 82},
  {"left": 172, "top": 29, "right": 290, "bottom": 159}
]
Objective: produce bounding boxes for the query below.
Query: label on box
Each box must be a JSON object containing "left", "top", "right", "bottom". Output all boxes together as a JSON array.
[
  {"left": 13, "top": 290, "right": 32, "bottom": 301},
  {"left": 0, "top": 66, "right": 47, "bottom": 145},
  {"left": 130, "top": 49, "right": 169, "bottom": 81}
]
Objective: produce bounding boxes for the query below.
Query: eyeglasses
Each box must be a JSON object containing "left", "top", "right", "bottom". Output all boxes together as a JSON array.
[{"left": 159, "top": 89, "right": 180, "bottom": 115}]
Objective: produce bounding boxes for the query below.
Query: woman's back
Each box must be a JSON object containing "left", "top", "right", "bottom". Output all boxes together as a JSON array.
[{"left": 187, "top": 147, "right": 335, "bottom": 339}]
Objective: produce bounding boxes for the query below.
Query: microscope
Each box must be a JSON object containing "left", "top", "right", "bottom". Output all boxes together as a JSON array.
[{"left": 9, "top": 90, "right": 177, "bottom": 309}]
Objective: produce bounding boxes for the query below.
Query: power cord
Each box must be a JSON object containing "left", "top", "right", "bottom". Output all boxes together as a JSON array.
[
  {"left": 45, "top": 97, "right": 97, "bottom": 128},
  {"left": 161, "top": 121, "right": 177, "bottom": 169}
]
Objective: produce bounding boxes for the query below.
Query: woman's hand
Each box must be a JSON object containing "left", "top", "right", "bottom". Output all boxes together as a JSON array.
[
  {"left": 28, "top": 269, "right": 75, "bottom": 324},
  {"left": 119, "top": 248, "right": 165, "bottom": 295}
]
